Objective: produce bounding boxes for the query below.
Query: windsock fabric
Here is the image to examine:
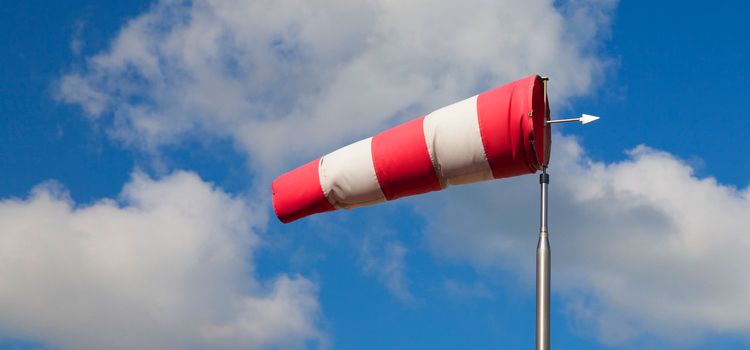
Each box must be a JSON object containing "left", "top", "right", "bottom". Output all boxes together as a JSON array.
[{"left": 272, "top": 75, "right": 550, "bottom": 223}]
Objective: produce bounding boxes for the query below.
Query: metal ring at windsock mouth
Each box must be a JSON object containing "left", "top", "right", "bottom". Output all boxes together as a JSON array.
[{"left": 528, "top": 75, "right": 551, "bottom": 171}]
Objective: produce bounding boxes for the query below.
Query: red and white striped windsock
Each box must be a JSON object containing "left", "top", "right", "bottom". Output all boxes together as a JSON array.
[{"left": 272, "top": 75, "right": 550, "bottom": 223}]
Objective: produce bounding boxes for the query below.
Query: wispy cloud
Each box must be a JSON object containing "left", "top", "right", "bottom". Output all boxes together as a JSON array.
[
  {"left": 360, "top": 239, "right": 414, "bottom": 303},
  {"left": 442, "top": 279, "right": 494, "bottom": 300}
]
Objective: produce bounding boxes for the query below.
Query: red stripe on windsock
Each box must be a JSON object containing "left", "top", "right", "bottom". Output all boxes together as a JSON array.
[
  {"left": 477, "top": 75, "right": 538, "bottom": 179},
  {"left": 272, "top": 158, "right": 334, "bottom": 223},
  {"left": 372, "top": 116, "right": 441, "bottom": 200}
]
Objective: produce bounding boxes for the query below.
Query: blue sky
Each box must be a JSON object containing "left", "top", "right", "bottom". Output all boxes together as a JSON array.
[{"left": 1, "top": 1, "right": 749, "bottom": 349}]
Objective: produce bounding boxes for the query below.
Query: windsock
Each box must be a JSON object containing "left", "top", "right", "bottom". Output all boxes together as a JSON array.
[{"left": 272, "top": 75, "right": 550, "bottom": 223}]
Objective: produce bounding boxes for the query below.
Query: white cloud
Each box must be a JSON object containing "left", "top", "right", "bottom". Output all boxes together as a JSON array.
[
  {"left": 50, "top": 0, "right": 750, "bottom": 346},
  {"left": 57, "top": 0, "right": 615, "bottom": 175},
  {"left": 416, "top": 134, "right": 750, "bottom": 345},
  {"left": 50, "top": 0, "right": 660, "bottom": 345},
  {"left": 0, "top": 172, "right": 323, "bottom": 349}
]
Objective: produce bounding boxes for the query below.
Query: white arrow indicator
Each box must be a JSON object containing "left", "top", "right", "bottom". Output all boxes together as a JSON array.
[
  {"left": 546, "top": 114, "right": 601, "bottom": 125},
  {"left": 579, "top": 114, "right": 600, "bottom": 124}
]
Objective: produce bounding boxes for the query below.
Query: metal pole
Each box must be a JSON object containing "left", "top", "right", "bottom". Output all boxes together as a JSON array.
[{"left": 536, "top": 170, "right": 550, "bottom": 350}]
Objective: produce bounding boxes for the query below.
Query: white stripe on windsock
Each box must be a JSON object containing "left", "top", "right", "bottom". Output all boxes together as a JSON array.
[
  {"left": 423, "top": 95, "right": 493, "bottom": 186},
  {"left": 319, "top": 137, "right": 386, "bottom": 209}
]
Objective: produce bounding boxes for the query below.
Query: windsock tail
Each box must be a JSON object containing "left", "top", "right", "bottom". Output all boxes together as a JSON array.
[{"left": 272, "top": 159, "right": 334, "bottom": 224}]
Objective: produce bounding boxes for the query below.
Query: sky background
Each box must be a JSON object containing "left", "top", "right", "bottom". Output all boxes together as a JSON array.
[{"left": 1, "top": 1, "right": 749, "bottom": 349}]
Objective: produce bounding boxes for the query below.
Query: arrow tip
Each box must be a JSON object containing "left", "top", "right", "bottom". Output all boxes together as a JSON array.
[{"left": 580, "top": 114, "right": 600, "bottom": 125}]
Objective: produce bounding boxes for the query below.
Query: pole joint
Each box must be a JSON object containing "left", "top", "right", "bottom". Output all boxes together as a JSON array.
[{"left": 539, "top": 172, "right": 549, "bottom": 184}]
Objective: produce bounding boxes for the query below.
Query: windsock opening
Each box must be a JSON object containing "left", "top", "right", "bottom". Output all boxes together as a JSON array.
[
  {"left": 477, "top": 74, "right": 550, "bottom": 178},
  {"left": 533, "top": 76, "right": 551, "bottom": 169},
  {"left": 272, "top": 74, "right": 552, "bottom": 223}
]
